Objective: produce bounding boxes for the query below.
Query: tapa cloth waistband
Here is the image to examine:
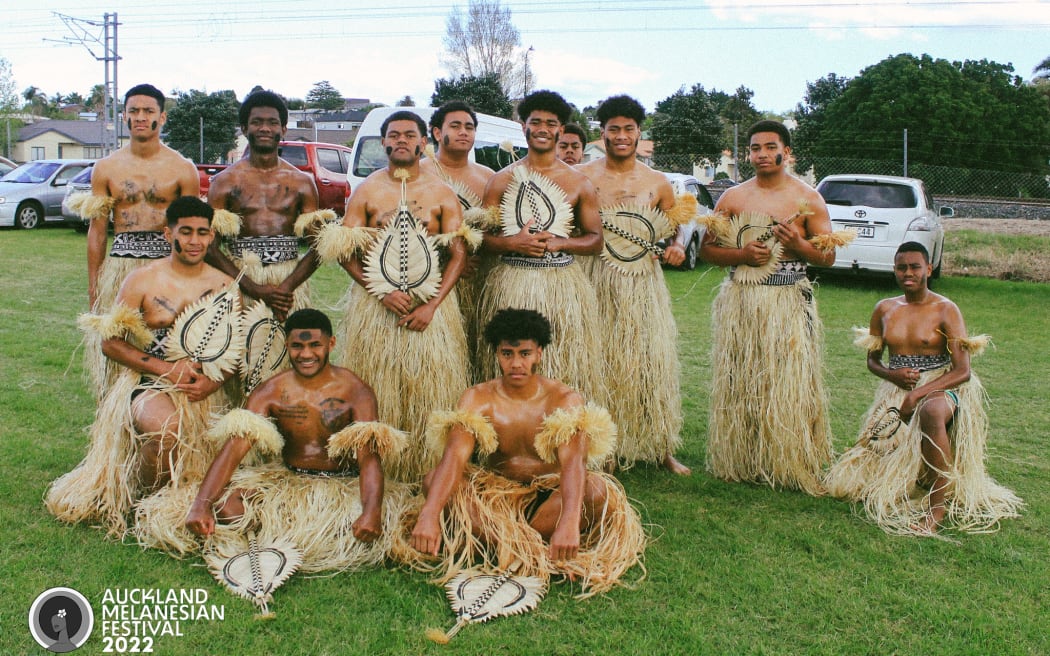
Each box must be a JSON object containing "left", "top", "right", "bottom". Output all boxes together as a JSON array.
[
  {"left": 730, "top": 260, "right": 808, "bottom": 286},
  {"left": 229, "top": 235, "right": 300, "bottom": 264},
  {"left": 888, "top": 353, "right": 951, "bottom": 371},
  {"left": 110, "top": 231, "right": 170, "bottom": 259},
  {"left": 500, "top": 251, "right": 575, "bottom": 269}
]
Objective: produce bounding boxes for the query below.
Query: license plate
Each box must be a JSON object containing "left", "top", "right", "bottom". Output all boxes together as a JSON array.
[{"left": 856, "top": 226, "right": 875, "bottom": 238}]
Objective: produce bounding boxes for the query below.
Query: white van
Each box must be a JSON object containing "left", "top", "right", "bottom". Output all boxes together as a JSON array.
[{"left": 347, "top": 106, "right": 527, "bottom": 193}]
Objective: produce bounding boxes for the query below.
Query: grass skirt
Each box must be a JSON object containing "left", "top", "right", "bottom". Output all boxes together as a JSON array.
[
  {"left": 84, "top": 257, "right": 154, "bottom": 397},
  {"left": 45, "top": 369, "right": 227, "bottom": 536},
  {"left": 230, "top": 256, "right": 311, "bottom": 313},
  {"left": 133, "top": 462, "right": 414, "bottom": 572},
  {"left": 824, "top": 367, "right": 1023, "bottom": 535},
  {"left": 390, "top": 467, "right": 646, "bottom": 599},
  {"left": 706, "top": 276, "right": 832, "bottom": 495},
  {"left": 336, "top": 286, "right": 470, "bottom": 482},
  {"left": 589, "top": 258, "right": 682, "bottom": 467},
  {"left": 474, "top": 260, "right": 608, "bottom": 406}
]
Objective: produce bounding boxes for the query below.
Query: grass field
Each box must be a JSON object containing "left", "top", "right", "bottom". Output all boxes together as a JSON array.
[{"left": 1, "top": 227, "right": 1048, "bottom": 655}]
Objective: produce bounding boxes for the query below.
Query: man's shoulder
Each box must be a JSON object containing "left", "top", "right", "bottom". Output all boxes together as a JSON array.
[{"left": 539, "top": 377, "right": 583, "bottom": 409}]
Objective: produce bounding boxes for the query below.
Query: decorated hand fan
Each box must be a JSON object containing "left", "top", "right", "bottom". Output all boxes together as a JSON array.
[
  {"left": 165, "top": 278, "right": 244, "bottom": 382},
  {"left": 239, "top": 301, "right": 288, "bottom": 394},
  {"left": 599, "top": 203, "right": 674, "bottom": 275},
  {"left": 859, "top": 403, "right": 904, "bottom": 452},
  {"left": 205, "top": 532, "right": 302, "bottom": 619},
  {"left": 426, "top": 561, "right": 546, "bottom": 644},
  {"left": 361, "top": 169, "right": 443, "bottom": 302},
  {"left": 500, "top": 166, "right": 573, "bottom": 238},
  {"left": 719, "top": 211, "right": 787, "bottom": 285}
]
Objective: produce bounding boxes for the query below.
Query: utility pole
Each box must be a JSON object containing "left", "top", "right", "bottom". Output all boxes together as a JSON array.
[
  {"left": 48, "top": 12, "right": 121, "bottom": 154},
  {"left": 903, "top": 128, "right": 908, "bottom": 177}
]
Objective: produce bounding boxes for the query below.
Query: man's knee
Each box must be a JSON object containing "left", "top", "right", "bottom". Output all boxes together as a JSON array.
[{"left": 582, "top": 474, "right": 609, "bottom": 517}]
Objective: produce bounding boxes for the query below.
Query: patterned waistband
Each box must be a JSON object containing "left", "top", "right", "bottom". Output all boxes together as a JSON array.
[
  {"left": 110, "top": 231, "right": 170, "bottom": 259},
  {"left": 229, "top": 235, "right": 300, "bottom": 264},
  {"left": 500, "top": 252, "right": 575, "bottom": 268},
  {"left": 731, "top": 259, "right": 808, "bottom": 286},
  {"left": 288, "top": 465, "right": 359, "bottom": 478},
  {"left": 889, "top": 353, "right": 951, "bottom": 371}
]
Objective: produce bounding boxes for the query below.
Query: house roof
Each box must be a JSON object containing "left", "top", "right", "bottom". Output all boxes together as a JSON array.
[
  {"left": 18, "top": 119, "right": 128, "bottom": 145},
  {"left": 283, "top": 128, "right": 355, "bottom": 146}
]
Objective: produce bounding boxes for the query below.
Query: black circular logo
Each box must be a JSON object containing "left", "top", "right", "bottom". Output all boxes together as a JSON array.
[{"left": 28, "top": 587, "right": 93, "bottom": 653}]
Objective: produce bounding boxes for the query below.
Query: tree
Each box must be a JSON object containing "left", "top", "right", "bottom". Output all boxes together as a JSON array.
[
  {"left": 431, "top": 73, "right": 513, "bottom": 119},
  {"left": 801, "top": 54, "right": 1050, "bottom": 197},
  {"left": 86, "top": 84, "right": 107, "bottom": 114},
  {"left": 442, "top": 0, "right": 524, "bottom": 96},
  {"left": 792, "top": 73, "right": 850, "bottom": 174},
  {"left": 650, "top": 84, "right": 727, "bottom": 173},
  {"left": 1035, "top": 56, "right": 1050, "bottom": 80},
  {"left": 306, "top": 81, "right": 344, "bottom": 111},
  {"left": 165, "top": 89, "right": 239, "bottom": 163},
  {"left": 0, "top": 57, "right": 19, "bottom": 157},
  {"left": 396, "top": 95, "right": 415, "bottom": 107},
  {"left": 708, "top": 85, "right": 762, "bottom": 176}
]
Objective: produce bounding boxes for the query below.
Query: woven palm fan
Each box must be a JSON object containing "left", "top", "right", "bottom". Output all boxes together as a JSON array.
[
  {"left": 362, "top": 169, "right": 443, "bottom": 302},
  {"left": 599, "top": 203, "right": 675, "bottom": 276},
  {"left": 426, "top": 561, "right": 546, "bottom": 644},
  {"left": 205, "top": 532, "right": 302, "bottom": 619},
  {"left": 859, "top": 402, "right": 904, "bottom": 453},
  {"left": 718, "top": 211, "right": 786, "bottom": 285},
  {"left": 165, "top": 276, "right": 245, "bottom": 382},
  {"left": 500, "top": 166, "right": 573, "bottom": 238},
  {"left": 239, "top": 301, "right": 288, "bottom": 394}
]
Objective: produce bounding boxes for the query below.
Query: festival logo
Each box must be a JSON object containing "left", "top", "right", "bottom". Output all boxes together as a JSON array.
[{"left": 28, "top": 587, "right": 94, "bottom": 653}]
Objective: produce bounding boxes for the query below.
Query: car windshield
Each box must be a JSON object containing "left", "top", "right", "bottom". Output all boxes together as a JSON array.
[
  {"left": 71, "top": 167, "right": 93, "bottom": 184},
  {"left": 352, "top": 137, "right": 388, "bottom": 178},
  {"left": 278, "top": 144, "right": 309, "bottom": 168},
  {"left": 819, "top": 181, "right": 917, "bottom": 208},
  {"left": 474, "top": 141, "right": 525, "bottom": 172},
  {"left": 2, "top": 161, "right": 61, "bottom": 184}
]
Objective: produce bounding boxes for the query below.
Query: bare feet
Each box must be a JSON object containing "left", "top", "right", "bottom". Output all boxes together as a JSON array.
[
  {"left": 911, "top": 505, "right": 946, "bottom": 535},
  {"left": 662, "top": 454, "right": 692, "bottom": 476}
]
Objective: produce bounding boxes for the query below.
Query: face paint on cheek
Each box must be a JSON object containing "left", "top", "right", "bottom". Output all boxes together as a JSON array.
[
  {"left": 525, "top": 128, "right": 532, "bottom": 142},
  {"left": 127, "top": 119, "right": 133, "bottom": 131},
  {"left": 443, "top": 135, "right": 450, "bottom": 148},
  {"left": 151, "top": 121, "right": 158, "bottom": 131},
  {"left": 775, "top": 154, "right": 783, "bottom": 166},
  {"left": 385, "top": 146, "right": 393, "bottom": 156},
  {"left": 172, "top": 239, "right": 183, "bottom": 253},
  {"left": 414, "top": 145, "right": 421, "bottom": 157}
]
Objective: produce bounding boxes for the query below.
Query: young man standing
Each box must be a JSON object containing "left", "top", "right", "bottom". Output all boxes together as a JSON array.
[
  {"left": 319, "top": 110, "right": 471, "bottom": 482},
  {"left": 47, "top": 197, "right": 233, "bottom": 534},
  {"left": 77, "top": 83, "right": 199, "bottom": 393},
  {"left": 207, "top": 90, "right": 325, "bottom": 323},
  {"left": 700, "top": 119, "right": 842, "bottom": 495},
  {"left": 577, "top": 94, "right": 691, "bottom": 475},
  {"left": 825, "top": 243, "right": 1022, "bottom": 535},
  {"left": 555, "top": 123, "right": 588, "bottom": 166},
  {"left": 475, "top": 90, "right": 606, "bottom": 408},
  {"left": 404, "top": 309, "right": 645, "bottom": 597}
]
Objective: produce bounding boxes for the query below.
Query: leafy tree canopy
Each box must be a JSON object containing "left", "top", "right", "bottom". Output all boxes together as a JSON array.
[
  {"left": 650, "top": 83, "right": 727, "bottom": 173},
  {"left": 306, "top": 80, "right": 344, "bottom": 111},
  {"left": 431, "top": 73, "right": 513, "bottom": 119},
  {"left": 165, "top": 89, "right": 239, "bottom": 163}
]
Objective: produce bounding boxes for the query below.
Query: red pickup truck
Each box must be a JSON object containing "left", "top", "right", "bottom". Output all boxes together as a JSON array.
[{"left": 197, "top": 141, "right": 353, "bottom": 214}]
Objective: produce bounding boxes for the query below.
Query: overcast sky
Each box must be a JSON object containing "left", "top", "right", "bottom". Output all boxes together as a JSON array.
[{"left": 3, "top": 0, "right": 1048, "bottom": 115}]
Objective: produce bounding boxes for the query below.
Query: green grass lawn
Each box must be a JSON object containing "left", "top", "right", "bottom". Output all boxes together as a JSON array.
[{"left": 1, "top": 228, "right": 1047, "bottom": 655}]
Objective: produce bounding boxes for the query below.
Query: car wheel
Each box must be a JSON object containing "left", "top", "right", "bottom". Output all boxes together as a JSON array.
[
  {"left": 16, "top": 202, "right": 42, "bottom": 229},
  {"left": 680, "top": 237, "right": 699, "bottom": 271}
]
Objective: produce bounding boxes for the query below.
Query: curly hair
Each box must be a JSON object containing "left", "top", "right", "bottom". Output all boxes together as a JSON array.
[
  {"left": 483, "top": 309, "right": 552, "bottom": 348},
  {"left": 239, "top": 90, "right": 289, "bottom": 128},
  {"left": 747, "top": 119, "right": 791, "bottom": 148},
  {"left": 165, "top": 196, "right": 214, "bottom": 227},
  {"left": 517, "top": 89, "right": 572, "bottom": 125},
  {"left": 596, "top": 94, "right": 645, "bottom": 127},
  {"left": 284, "top": 308, "right": 333, "bottom": 337}
]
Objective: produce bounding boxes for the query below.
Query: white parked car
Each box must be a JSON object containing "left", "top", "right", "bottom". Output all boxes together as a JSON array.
[
  {"left": 0, "top": 159, "right": 94, "bottom": 229},
  {"left": 815, "top": 174, "right": 952, "bottom": 277},
  {"left": 661, "top": 173, "right": 715, "bottom": 270}
]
